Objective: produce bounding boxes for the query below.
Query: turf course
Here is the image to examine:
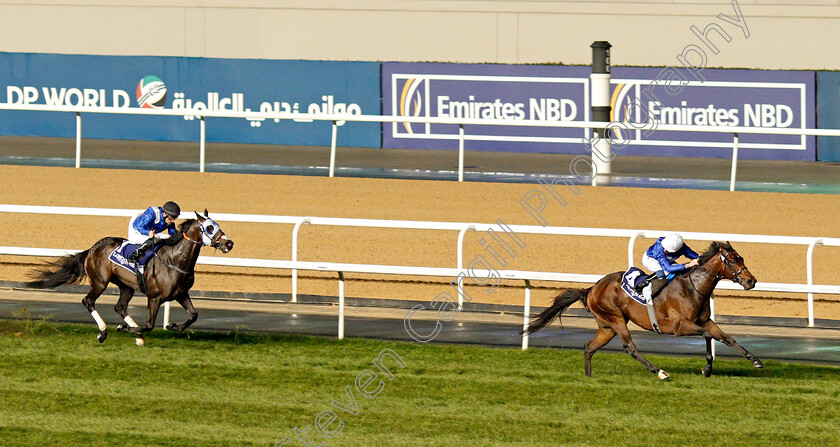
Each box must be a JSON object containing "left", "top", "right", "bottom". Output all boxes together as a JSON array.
[{"left": 1, "top": 317, "right": 838, "bottom": 447}]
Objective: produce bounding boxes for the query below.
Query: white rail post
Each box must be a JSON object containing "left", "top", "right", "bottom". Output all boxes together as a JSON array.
[
  {"left": 456, "top": 225, "right": 475, "bottom": 308},
  {"left": 628, "top": 232, "right": 643, "bottom": 269},
  {"left": 291, "top": 218, "right": 311, "bottom": 303},
  {"left": 522, "top": 279, "right": 532, "bottom": 351},
  {"left": 329, "top": 120, "right": 338, "bottom": 177},
  {"left": 338, "top": 271, "right": 345, "bottom": 340},
  {"left": 163, "top": 301, "right": 171, "bottom": 328},
  {"left": 729, "top": 133, "right": 739, "bottom": 191},
  {"left": 458, "top": 124, "right": 465, "bottom": 182},
  {"left": 806, "top": 239, "right": 822, "bottom": 327},
  {"left": 75, "top": 112, "right": 81, "bottom": 168},
  {"left": 199, "top": 116, "right": 206, "bottom": 173},
  {"left": 710, "top": 293, "right": 715, "bottom": 359}
]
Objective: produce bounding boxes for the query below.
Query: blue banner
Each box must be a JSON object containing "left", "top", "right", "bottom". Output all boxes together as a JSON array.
[
  {"left": 611, "top": 67, "right": 815, "bottom": 161},
  {"left": 382, "top": 62, "right": 816, "bottom": 160},
  {"left": 0, "top": 53, "right": 381, "bottom": 147},
  {"left": 816, "top": 71, "right": 840, "bottom": 162}
]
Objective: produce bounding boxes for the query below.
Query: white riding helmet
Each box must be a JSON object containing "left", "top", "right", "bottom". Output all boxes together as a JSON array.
[{"left": 661, "top": 233, "right": 684, "bottom": 253}]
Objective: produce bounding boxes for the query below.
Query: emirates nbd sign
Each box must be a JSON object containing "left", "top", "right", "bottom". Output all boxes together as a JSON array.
[{"left": 383, "top": 63, "right": 815, "bottom": 161}]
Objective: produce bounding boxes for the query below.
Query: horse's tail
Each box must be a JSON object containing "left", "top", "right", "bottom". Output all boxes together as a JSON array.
[
  {"left": 523, "top": 287, "right": 591, "bottom": 335},
  {"left": 26, "top": 249, "right": 90, "bottom": 289}
]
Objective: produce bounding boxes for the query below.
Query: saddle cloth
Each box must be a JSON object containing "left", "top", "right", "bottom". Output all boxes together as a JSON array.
[
  {"left": 108, "top": 241, "right": 158, "bottom": 273},
  {"left": 621, "top": 267, "right": 648, "bottom": 304},
  {"left": 621, "top": 267, "right": 676, "bottom": 305}
]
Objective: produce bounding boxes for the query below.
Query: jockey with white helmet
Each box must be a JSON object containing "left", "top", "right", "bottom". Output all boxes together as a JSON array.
[
  {"left": 634, "top": 233, "right": 700, "bottom": 296},
  {"left": 127, "top": 201, "right": 180, "bottom": 264}
]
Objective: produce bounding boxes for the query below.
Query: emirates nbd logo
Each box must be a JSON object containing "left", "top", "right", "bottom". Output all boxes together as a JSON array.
[
  {"left": 397, "top": 77, "right": 427, "bottom": 134},
  {"left": 136, "top": 75, "right": 167, "bottom": 108}
]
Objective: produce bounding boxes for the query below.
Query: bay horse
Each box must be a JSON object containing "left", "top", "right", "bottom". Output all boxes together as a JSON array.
[
  {"left": 525, "top": 241, "right": 763, "bottom": 379},
  {"left": 26, "top": 210, "right": 234, "bottom": 345}
]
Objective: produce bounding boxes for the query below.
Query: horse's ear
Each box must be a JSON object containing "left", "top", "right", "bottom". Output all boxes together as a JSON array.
[
  {"left": 204, "top": 209, "right": 209, "bottom": 218},
  {"left": 195, "top": 211, "right": 203, "bottom": 220}
]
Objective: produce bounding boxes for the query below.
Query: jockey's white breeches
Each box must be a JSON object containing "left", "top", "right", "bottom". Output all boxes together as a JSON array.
[
  {"left": 642, "top": 253, "right": 664, "bottom": 274},
  {"left": 127, "top": 213, "right": 173, "bottom": 244}
]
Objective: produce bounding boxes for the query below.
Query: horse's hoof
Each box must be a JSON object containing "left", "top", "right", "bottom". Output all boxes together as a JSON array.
[
  {"left": 116, "top": 324, "right": 126, "bottom": 332},
  {"left": 135, "top": 338, "right": 145, "bottom": 347},
  {"left": 702, "top": 365, "right": 712, "bottom": 377},
  {"left": 657, "top": 370, "right": 670, "bottom": 380},
  {"left": 165, "top": 323, "right": 178, "bottom": 332},
  {"left": 97, "top": 330, "right": 107, "bottom": 343},
  {"left": 753, "top": 359, "right": 764, "bottom": 368}
]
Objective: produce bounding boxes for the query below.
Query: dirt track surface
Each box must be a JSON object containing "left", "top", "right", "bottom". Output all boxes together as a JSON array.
[{"left": 2, "top": 165, "right": 839, "bottom": 320}]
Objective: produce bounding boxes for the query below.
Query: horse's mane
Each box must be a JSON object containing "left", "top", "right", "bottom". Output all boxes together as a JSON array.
[
  {"left": 178, "top": 219, "right": 196, "bottom": 232},
  {"left": 158, "top": 219, "right": 196, "bottom": 247},
  {"left": 698, "top": 241, "right": 733, "bottom": 265}
]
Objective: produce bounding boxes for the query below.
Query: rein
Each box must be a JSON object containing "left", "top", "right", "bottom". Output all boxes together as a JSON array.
[
  {"left": 154, "top": 252, "right": 190, "bottom": 274},
  {"left": 153, "top": 230, "right": 202, "bottom": 274},
  {"left": 687, "top": 248, "right": 747, "bottom": 296},
  {"left": 182, "top": 231, "right": 202, "bottom": 245},
  {"left": 688, "top": 265, "right": 718, "bottom": 297}
]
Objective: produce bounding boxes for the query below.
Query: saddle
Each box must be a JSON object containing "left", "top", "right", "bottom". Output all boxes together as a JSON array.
[
  {"left": 108, "top": 241, "right": 158, "bottom": 294},
  {"left": 621, "top": 267, "right": 675, "bottom": 335}
]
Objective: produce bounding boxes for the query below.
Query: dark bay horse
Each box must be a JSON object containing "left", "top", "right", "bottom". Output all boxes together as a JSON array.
[
  {"left": 525, "top": 241, "right": 763, "bottom": 379},
  {"left": 26, "top": 210, "right": 234, "bottom": 345}
]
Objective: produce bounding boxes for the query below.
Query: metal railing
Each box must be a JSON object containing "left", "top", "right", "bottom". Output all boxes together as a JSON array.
[
  {"left": 2, "top": 103, "right": 840, "bottom": 189},
  {"left": 1, "top": 204, "right": 839, "bottom": 351}
]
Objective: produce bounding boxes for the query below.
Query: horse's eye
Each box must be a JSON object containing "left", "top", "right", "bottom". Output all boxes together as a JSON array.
[{"left": 206, "top": 225, "right": 214, "bottom": 233}]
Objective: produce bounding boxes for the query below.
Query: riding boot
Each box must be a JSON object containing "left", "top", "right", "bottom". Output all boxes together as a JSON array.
[
  {"left": 128, "top": 238, "right": 155, "bottom": 264},
  {"left": 633, "top": 273, "right": 656, "bottom": 295}
]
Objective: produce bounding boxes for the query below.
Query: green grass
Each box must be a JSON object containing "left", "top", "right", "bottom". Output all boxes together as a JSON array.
[{"left": 0, "top": 316, "right": 839, "bottom": 447}]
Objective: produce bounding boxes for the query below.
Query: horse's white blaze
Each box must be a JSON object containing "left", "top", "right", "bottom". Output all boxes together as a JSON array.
[
  {"left": 124, "top": 315, "right": 139, "bottom": 327},
  {"left": 90, "top": 310, "right": 107, "bottom": 331}
]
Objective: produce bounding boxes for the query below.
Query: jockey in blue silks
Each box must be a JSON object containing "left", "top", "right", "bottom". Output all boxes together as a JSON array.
[
  {"left": 634, "top": 233, "right": 700, "bottom": 300},
  {"left": 126, "top": 201, "right": 180, "bottom": 263}
]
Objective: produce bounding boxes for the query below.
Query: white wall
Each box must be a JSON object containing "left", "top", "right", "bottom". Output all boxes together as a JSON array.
[{"left": 0, "top": 0, "right": 837, "bottom": 69}]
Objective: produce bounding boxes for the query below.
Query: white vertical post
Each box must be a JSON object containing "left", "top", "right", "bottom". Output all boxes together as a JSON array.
[
  {"left": 75, "top": 112, "right": 81, "bottom": 168},
  {"left": 729, "top": 133, "right": 739, "bottom": 192},
  {"left": 199, "top": 117, "right": 206, "bottom": 173},
  {"left": 709, "top": 293, "right": 715, "bottom": 358},
  {"left": 458, "top": 124, "right": 465, "bottom": 182},
  {"left": 338, "top": 271, "right": 345, "bottom": 340},
  {"left": 329, "top": 121, "right": 338, "bottom": 177},
  {"left": 163, "top": 301, "right": 171, "bottom": 328},
  {"left": 806, "top": 239, "right": 822, "bottom": 327},
  {"left": 456, "top": 225, "right": 475, "bottom": 308},
  {"left": 522, "top": 279, "right": 531, "bottom": 351},
  {"left": 628, "top": 232, "right": 643, "bottom": 269},
  {"left": 291, "top": 218, "right": 310, "bottom": 303}
]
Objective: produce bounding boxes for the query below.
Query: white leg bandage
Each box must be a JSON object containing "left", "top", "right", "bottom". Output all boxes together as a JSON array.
[
  {"left": 90, "top": 310, "right": 107, "bottom": 331},
  {"left": 124, "top": 315, "right": 139, "bottom": 327}
]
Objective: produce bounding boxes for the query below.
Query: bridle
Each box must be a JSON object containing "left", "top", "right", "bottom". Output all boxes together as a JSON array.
[
  {"left": 689, "top": 246, "right": 749, "bottom": 295},
  {"left": 719, "top": 247, "right": 749, "bottom": 285},
  {"left": 181, "top": 219, "right": 226, "bottom": 248},
  {"left": 156, "top": 219, "right": 227, "bottom": 273}
]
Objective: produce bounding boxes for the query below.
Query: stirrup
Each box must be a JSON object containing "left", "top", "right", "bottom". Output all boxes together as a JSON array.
[{"left": 634, "top": 276, "right": 652, "bottom": 294}]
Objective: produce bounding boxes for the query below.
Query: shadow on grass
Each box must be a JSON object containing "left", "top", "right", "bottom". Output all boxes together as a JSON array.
[{"left": 652, "top": 356, "right": 840, "bottom": 380}]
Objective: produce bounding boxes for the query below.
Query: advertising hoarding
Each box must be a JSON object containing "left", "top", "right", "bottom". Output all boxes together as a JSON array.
[{"left": 0, "top": 52, "right": 381, "bottom": 147}]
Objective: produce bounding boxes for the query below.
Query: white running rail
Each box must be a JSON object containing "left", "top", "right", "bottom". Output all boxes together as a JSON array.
[
  {"left": 1, "top": 204, "right": 838, "bottom": 350},
  {"left": 2, "top": 103, "right": 840, "bottom": 190}
]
